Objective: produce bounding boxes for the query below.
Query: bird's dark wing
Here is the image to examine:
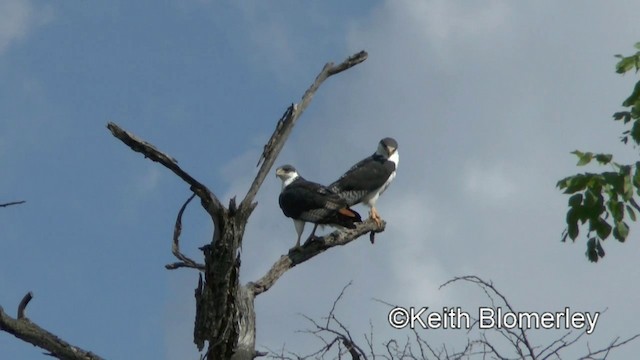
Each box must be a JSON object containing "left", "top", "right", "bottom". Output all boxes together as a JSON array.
[
  {"left": 279, "top": 178, "right": 348, "bottom": 222},
  {"left": 279, "top": 178, "right": 361, "bottom": 227},
  {"left": 330, "top": 155, "right": 395, "bottom": 193}
]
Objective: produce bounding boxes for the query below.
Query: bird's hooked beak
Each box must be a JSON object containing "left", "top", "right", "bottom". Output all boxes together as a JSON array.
[
  {"left": 275, "top": 168, "right": 284, "bottom": 178},
  {"left": 386, "top": 145, "right": 397, "bottom": 156}
]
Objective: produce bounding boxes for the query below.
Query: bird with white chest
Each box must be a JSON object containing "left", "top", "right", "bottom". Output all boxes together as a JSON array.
[
  {"left": 276, "top": 165, "right": 362, "bottom": 250},
  {"left": 329, "top": 137, "right": 399, "bottom": 226}
]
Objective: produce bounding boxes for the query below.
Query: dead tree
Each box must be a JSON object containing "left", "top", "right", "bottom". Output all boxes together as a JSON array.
[{"left": 0, "top": 51, "right": 378, "bottom": 359}]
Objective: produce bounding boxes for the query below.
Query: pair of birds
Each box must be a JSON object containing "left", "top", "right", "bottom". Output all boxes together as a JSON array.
[{"left": 276, "top": 137, "right": 399, "bottom": 249}]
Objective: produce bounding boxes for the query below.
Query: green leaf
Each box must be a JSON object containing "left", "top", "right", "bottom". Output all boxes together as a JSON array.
[
  {"left": 577, "top": 152, "right": 593, "bottom": 166},
  {"left": 568, "top": 193, "right": 583, "bottom": 208},
  {"left": 567, "top": 208, "right": 579, "bottom": 241},
  {"left": 609, "top": 199, "right": 624, "bottom": 221},
  {"left": 613, "top": 221, "right": 629, "bottom": 242},
  {"left": 560, "top": 174, "right": 590, "bottom": 194},
  {"left": 613, "top": 111, "right": 632, "bottom": 124},
  {"left": 623, "top": 81, "right": 640, "bottom": 107},
  {"left": 616, "top": 52, "right": 640, "bottom": 73},
  {"left": 633, "top": 163, "right": 640, "bottom": 189},
  {"left": 635, "top": 42, "right": 640, "bottom": 50},
  {"left": 584, "top": 188, "right": 599, "bottom": 208},
  {"left": 623, "top": 173, "right": 634, "bottom": 200},
  {"left": 626, "top": 204, "right": 637, "bottom": 221},
  {"left": 617, "top": 56, "right": 638, "bottom": 74},
  {"left": 595, "top": 153, "right": 613, "bottom": 164},
  {"left": 586, "top": 237, "right": 600, "bottom": 262},
  {"left": 595, "top": 218, "right": 612, "bottom": 240},
  {"left": 596, "top": 239, "right": 605, "bottom": 258},
  {"left": 582, "top": 193, "right": 604, "bottom": 224},
  {"left": 631, "top": 120, "right": 640, "bottom": 145},
  {"left": 603, "top": 172, "right": 623, "bottom": 194},
  {"left": 571, "top": 150, "right": 585, "bottom": 157}
]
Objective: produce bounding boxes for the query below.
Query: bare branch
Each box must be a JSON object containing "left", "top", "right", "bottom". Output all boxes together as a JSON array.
[
  {"left": 247, "top": 219, "right": 384, "bottom": 296},
  {"left": 0, "top": 293, "right": 105, "bottom": 360},
  {"left": 17, "top": 292, "right": 32, "bottom": 319},
  {"left": 289, "top": 284, "right": 369, "bottom": 360},
  {"left": 106, "top": 122, "right": 224, "bottom": 218},
  {"left": 343, "top": 338, "right": 362, "bottom": 360},
  {"left": 0, "top": 200, "right": 26, "bottom": 208},
  {"left": 241, "top": 50, "right": 368, "bottom": 211},
  {"left": 279, "top": 275, "right": 640, "bottom": 360},
  {"left": 165, "top": 193, "right": 205, "bottom": 271},
  {"left": 441, "top": 275, "right": 536, "bottom": 358},
  {"left": 539, "top": 331, "right": 586, "bottom": 359},
  {"left": 577, "top": 333, "right": 640, "bottom": 360},
  {"left": 165, "top": 262, "right": 204, "bottom": 270}
]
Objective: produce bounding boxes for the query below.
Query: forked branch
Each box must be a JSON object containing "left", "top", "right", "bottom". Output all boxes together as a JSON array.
[
  {"left": 241, "top": 50, "right": 368, "bottom": 211},
  {"left": 0, "top": 293, "right": 105, "bottom": 360}
]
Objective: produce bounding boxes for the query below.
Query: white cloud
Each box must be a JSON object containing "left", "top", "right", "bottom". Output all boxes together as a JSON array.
[
  {"left": 464, "top": 163, "right": 517, "bottom": 201},
  {"left": 135, "top": 166, "right": 162, "bottom": 194},
  {"left": 0, "top": 0, "right": 51, "bottom": 56}
]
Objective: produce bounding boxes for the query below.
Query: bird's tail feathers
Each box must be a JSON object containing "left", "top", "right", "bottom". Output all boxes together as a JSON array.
[
  {"left": 338, "top": 207, "right": 360, "bottom": 219},
  {"left": 334, "top": 207, "right": 362, "bottom": 229}
]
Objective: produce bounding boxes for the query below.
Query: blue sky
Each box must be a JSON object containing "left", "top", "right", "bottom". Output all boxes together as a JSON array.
[{"left": 3, "top": 1, "right": 640, "bottom": 359}]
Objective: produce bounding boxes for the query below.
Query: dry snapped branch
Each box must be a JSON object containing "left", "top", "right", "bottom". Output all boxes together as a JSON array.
[
  {"left": 165, "top": 193, "right": 206, "bottom": 271},
  {"left": 0, "top": 293, "right": 105, "bottom": 360},
  {"left": 107, "top": 122, "right": 225, "bottom": 219},
  {"left": 0, "top": 200, "right": 26, "bottom": 208},
  {"left": 241, "top": 50, "right": 368, "bottom": 211}
]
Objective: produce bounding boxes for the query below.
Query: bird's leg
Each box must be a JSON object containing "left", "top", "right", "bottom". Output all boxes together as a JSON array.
[
  {"left": 291, "top": 220, "right": 305, "bottom": 251},
  {"left": 303, "top": 224, "right": 319, "bottom": 246},
  {"left": 292, "top": 234, "right": 302, "bottom": 251},
  {"left": 369, "top": 207, "right": 383, "bottom": 227}
]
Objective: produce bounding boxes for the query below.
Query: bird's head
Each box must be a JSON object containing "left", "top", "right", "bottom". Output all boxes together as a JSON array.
[
  {"left": 275, "top": 164, "right": 300, "bottom": 187},
  {"left": 377, "top": 137, "right": 398, "bottom": 158}
]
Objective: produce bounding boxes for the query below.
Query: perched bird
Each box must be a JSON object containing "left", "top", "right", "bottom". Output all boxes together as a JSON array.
[
  {"left": 276, "top": 165, "right": 362, "bottom": 249},
  {"left": 329, "top": 137, "right": 399, "bottom": 227}
]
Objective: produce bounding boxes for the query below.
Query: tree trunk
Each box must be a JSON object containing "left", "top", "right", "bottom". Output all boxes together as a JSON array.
[{"left": 194, "top": 202, "right": 253, "bottom": 360}]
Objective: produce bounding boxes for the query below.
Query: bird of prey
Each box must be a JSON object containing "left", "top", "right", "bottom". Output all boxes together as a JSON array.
[
  {"left": 276, "top": 165, "right": 362, "bottom": 249},
  {"left": 329, "top": 137, "right": 399, "bottom": 227}
]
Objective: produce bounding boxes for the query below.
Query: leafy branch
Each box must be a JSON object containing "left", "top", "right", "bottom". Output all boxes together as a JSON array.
[{"left": 558, "top": 43, "right": 640, "bottom": 262}]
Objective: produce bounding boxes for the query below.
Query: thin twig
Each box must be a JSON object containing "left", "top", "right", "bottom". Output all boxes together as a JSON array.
[
  {"left": 441, "top": 275, "right": 536, "bottom": 358},
  {"left": 0, "top": 200, "right": 26, "bottom": 208},
  {"left": 165, "top": 193, "right": 205, "bottom": 271},
  {"left": 577, "top": 333, "right": 640, "bottom": 360}
]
